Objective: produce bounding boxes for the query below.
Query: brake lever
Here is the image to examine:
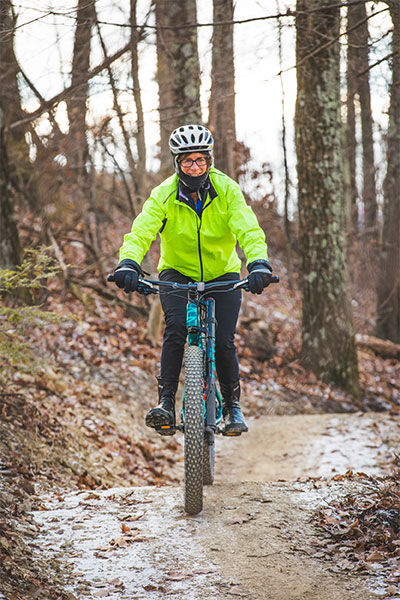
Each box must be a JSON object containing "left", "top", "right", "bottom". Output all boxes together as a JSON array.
[
  {"left": 137, "top": 282, "right": 158, "bottom": 295},
  {"left": 107, "top": 274, "right": 157, "bottom": 295}
]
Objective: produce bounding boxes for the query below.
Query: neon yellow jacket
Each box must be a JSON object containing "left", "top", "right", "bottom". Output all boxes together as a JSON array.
[{"left": 119, "top": 167, "right": 269, "bottom": 281}]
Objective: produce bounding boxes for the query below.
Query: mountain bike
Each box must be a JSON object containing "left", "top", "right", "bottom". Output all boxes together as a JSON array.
[{"left": 108, "top": 273, "right": 279, "bottom": 515}]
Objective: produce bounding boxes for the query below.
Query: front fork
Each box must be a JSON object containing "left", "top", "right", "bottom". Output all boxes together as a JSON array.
[
  {"left": 185, "top": 297, "right": 222, "bottom": 438},
  {"left": 204, "top": 297, "right": 217, "bottom": 431}
]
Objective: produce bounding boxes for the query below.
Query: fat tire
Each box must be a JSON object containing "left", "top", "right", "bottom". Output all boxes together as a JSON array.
[
  {"left": 203, "top": 435, "right": 215, "bottom": 485},
  {"left": 184, "top": 345, "right": 204, "bottom": 515}
]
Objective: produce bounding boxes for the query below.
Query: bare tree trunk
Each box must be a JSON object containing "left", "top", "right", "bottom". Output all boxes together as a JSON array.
[
  {"left": 155, "top": 0, "right": 202, "bottom": 167},
  {"left": 67, "top": 0, "right": 95, "bottom": 177},
  {"left": 346, "top": 14, "right": 359, "bottom": 232},
  {"left": 66, "top": 0, "right": 101, "bottom": 255},
  {"left": 347, "top": 2, "right": 377, "bottom": 231},
  {"left": 0, "top": 0, "right": 38, "bottom": 213},
  {"left": 276, "top": 2, "right": 294, "bottom": 289},
  {"left": 0, "top": 108, "right": 21, "bottom": 268},
  {"left": 208, "top": 0, "right": 236, "bottom": 177},
  {"left": 376, "top": 2, "right": 400, "bottom": 342},
  {"left": 0, "top": 0, "right": 21, "bottom": 267},
  {"left": 130, "top": 0, "right": 146, "bottom": 204},
  {"left": 295, "top": 0, "right": 359, "bottom": 397}
]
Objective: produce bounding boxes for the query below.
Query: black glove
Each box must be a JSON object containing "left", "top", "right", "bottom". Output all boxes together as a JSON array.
[
  {"left": 247, "top": 260, "right": 273, "bottom": 294},
  {"left": 113, "top": 259, "right": 142, "bottom": 294}
]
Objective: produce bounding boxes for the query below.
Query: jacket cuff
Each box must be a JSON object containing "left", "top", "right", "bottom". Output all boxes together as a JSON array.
[
  {"left": 247, "top": 259, "right": 272, "bottom": 273},
  {"left": 116, "top": 259, "right": 143, "bottom": 275}
]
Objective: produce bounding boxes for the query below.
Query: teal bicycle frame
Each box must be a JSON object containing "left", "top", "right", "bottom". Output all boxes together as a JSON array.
[{"left": 184, "top": 295, "right": 223, "bottom": 430}]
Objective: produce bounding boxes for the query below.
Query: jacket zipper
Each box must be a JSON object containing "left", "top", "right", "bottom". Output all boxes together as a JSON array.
[
  {"left": 197, "top": 215, "right": 203, "bottom": 281},
  {"left": 196, "top": 187, "right": 212, "bottom": 282},
  {"left": 180, "top": 189, "right": 214, "bottom": 282}
]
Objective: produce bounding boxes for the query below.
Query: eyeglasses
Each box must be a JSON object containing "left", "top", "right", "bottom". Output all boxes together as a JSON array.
[{"left": 180, "top": 157, "right": 209, "bottom": 168}]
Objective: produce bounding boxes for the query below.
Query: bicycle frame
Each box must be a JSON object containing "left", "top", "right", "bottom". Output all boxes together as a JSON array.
[
  {"left": 184, "top": 292, "right": 223, "bottom": 435},
  {"left": 107, "top": 273, "right": 278, "bottom": 433}
]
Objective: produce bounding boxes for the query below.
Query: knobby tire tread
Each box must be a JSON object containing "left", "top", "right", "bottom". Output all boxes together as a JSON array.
[{"left": 184, "top": 345, "right": 204, "bottom": 515}]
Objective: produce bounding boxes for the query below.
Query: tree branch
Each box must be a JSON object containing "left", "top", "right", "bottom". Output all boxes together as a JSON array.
[
  {"left": 270, "top": 7, "right": 390, "bottom": 82},
  {"left": 357, "top": 49, "right": 398, "bottom": 77},
  {"left": 10, "top": 41, "right": 131, "bottom": 130},
  {"left": 92, "top": 1, "right": 373, "bottom": 30}
]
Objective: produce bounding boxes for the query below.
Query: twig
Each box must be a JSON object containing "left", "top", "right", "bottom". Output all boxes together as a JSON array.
[
  {"left": 70, "top": 278, "right": 148, "bottom": 316},
  {"left": 47, "top": 227, "right": 70, "bottom": 281}
]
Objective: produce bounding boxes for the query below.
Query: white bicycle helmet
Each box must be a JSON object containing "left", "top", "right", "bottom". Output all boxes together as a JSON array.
[{"left": 169, "top": 124, "right": 214, "bottom": 155}]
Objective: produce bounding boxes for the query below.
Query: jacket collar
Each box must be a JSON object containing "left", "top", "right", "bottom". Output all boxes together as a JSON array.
[{"left": 176, "top": 179, "right": 218, "bottom": 207}]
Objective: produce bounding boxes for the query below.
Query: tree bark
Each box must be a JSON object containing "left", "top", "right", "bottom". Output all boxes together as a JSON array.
[
  {"left": 346, "top": 2, "right": 377, "bottom": 231},
  {"left": 208, "top": 0, "right": 236, "bottom": 177},
  {"left": 295, "top": 0, "right": 359, "bottom": 397},
  {"left": 0, "top": 108, "right": 21, "bottom": 268},
  {"left": 67, "top": 0, "right": 95, "bottom": 179},
  {"left": 130, "top": 0, "right": 146, "bottom": 203},
  {"left": 66, "top": 0, "right": 101, "bottom": 254},
  {"left": 0, "top": 0, "right": 39, "bottom": 212},
  {"left": 276, "top": 1, "right": 294, "bottom": 289},
  {"left": 376, "top": 2, "right": 400, "bottom": 343},
  {"left": 345, "top": 9, "right": 358, "bottom": 231},
  {"left": 155, "top": 0, "right": 202, "bottom": 167},
  {"left": 0, "top": 1, "right": 21, "bottom": 267}
]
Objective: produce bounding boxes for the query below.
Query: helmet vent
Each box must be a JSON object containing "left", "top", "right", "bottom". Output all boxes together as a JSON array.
[{"left": 169, "top": 124, "right": 214, "bottom": 156}]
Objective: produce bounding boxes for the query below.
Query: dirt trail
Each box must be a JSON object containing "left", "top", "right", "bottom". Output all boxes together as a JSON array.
[
  {"left": 29, "top": 413, "right": 395, "bottom": 600},
  {"left": 217, "top": 412, "right": 391, "bottom": 482}
]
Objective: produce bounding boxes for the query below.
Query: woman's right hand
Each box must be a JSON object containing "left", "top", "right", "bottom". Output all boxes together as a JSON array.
[{"left": 113, "top": 259, "right": 141, "bottom": 293}]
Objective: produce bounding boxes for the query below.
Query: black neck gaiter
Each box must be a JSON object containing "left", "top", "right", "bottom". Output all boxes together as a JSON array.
[{"left": 178, "top": 167, "right": 210, "bottom": 192}]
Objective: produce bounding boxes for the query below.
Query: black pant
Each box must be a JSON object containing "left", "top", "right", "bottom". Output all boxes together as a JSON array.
[{"left": 159, "top": 269, "right": 241, "bottom": 386}]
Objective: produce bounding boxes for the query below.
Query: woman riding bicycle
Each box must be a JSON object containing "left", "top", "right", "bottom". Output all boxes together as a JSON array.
[{"left": 113, "top": 124, "right": 272, "bottom": 436}]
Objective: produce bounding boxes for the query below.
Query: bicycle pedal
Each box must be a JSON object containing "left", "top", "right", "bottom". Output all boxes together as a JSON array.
[
  {"left": 223, "top": 430, "right": 242, "bottom": 437},
  {"left": 155, "top": 424, "right": 176, "bottom": 436}
]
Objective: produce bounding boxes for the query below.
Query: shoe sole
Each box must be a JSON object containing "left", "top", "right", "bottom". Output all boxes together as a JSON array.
[
  {"left": 146, "top": 407, "right": 176, "bottom": 435},
  {"left": 223, "top": 423, "right": 248, "bottom": 436}
]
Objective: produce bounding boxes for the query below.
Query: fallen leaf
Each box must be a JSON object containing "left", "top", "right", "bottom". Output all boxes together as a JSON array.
[
  {"left": 366, "top": 550, "right": 385, "bottom": 562},
  {"left": 386, "top": 585, "right": 398, "bottom": 596},
  {"left": 143, "top": 584, "right": 166, "bottom": 592},
  {"left": 110, "top": 536, "right": 129, "bottom": 548},
  {"left": 0, "top": 537, "right": 9, "bottom": 551},
  {"left": 120, "top": 512, "right": 145, "bottom": 521}
]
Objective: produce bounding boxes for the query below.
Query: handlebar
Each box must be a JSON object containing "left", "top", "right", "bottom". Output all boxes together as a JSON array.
[{"left": 107, "top": 273, "right": 279, "bottom": 296}]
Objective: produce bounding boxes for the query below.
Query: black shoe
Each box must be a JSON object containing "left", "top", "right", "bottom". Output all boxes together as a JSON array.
[
  {"left": 145, "top": 377, "right": 178, "bottom": 436},
  {"left": 220, "top": 380, "right": 248, "bottom": 437},
  {"left": 145, "top": 399, "right": 176, "bottom": 435},
  {"left": 223, "top": 401, "right": 248, "bottom": 435}
]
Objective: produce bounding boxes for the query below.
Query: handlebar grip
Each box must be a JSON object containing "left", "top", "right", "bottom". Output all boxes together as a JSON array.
[
  {"left": 107, "top": 274, "right": 115, "bottom": 283},
  {"left": 271, "top": 275, "right": 279, "bottom": 284}
]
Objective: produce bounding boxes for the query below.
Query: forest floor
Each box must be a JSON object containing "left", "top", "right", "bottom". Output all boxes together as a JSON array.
[{"left": 1, "top": 260, "right": 400, "bottom": 599}]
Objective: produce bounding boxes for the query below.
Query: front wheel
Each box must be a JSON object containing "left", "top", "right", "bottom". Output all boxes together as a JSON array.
[{"left": 184, "top": 345, "right": 204, "bottom": 515}]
